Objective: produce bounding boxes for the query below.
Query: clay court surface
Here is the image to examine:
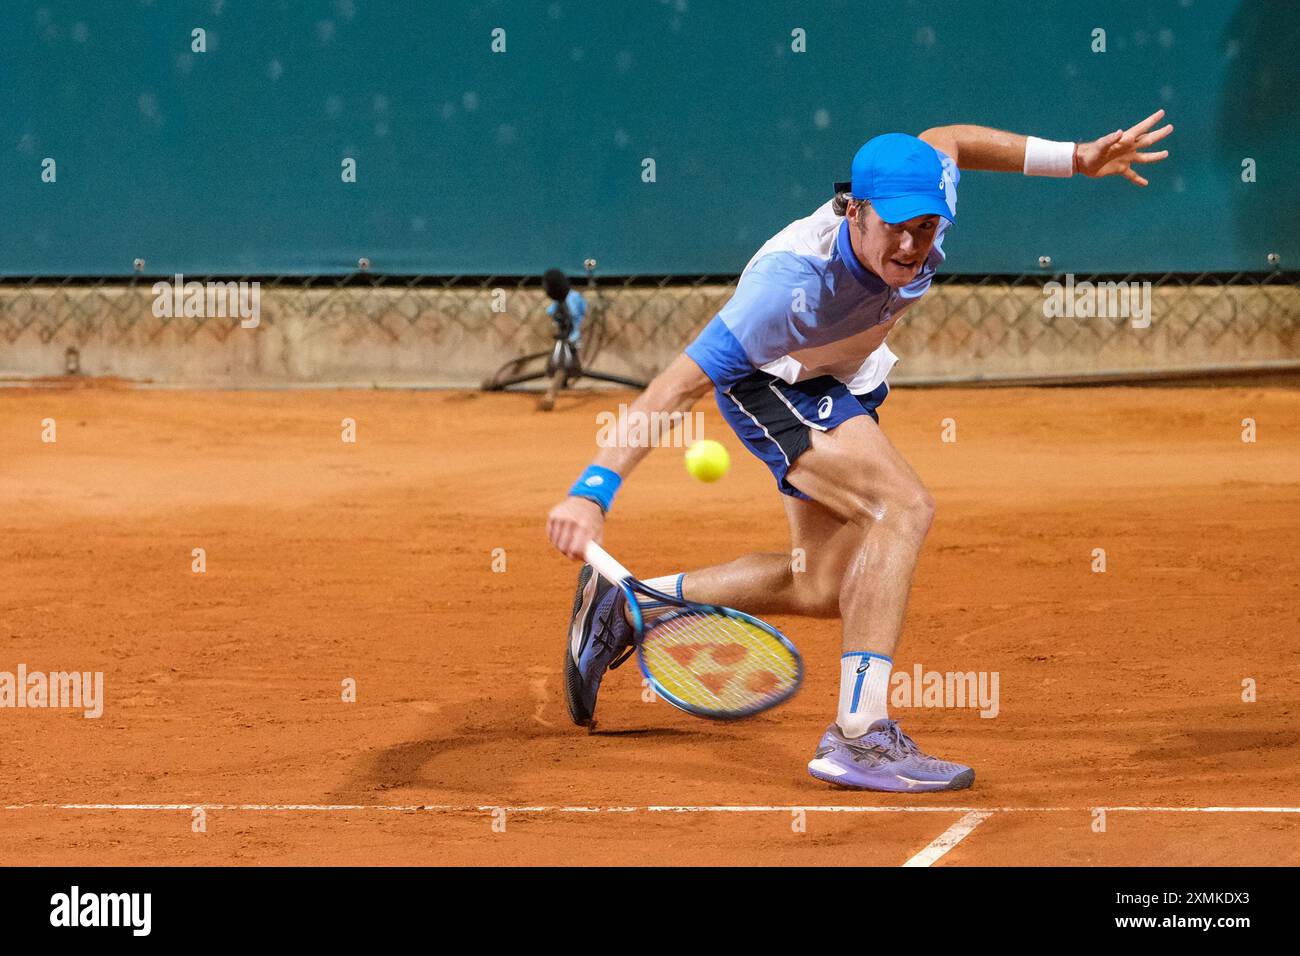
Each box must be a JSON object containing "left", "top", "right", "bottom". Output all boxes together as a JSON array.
[{"left": 1, "top": 382, "right": 1297, "bottom": 866}]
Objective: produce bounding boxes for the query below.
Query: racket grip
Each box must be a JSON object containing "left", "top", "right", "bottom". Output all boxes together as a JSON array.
[{"left": 583, "top": 541, "right": 634, "bottom": 585}]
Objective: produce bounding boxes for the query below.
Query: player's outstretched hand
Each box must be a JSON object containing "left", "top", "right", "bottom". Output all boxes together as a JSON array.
[
  {"left": 1075, "top": 108, "right": 1173, "bottom": 187},
  {"left": 547, "top": 496, "right": 605, "bottom": 560}
]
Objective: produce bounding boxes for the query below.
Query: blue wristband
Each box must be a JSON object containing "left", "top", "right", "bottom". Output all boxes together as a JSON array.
[{"left": 568, "top": 465, "right": 622, "bottom": 514}]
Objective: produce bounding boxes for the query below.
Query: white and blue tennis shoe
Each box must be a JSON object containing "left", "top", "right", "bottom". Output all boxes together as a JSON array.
[{"left": 808, "top": 720, "right": 974, "bottom": 792}]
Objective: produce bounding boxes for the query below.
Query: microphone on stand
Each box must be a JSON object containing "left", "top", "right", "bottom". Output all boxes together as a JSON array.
[
  {"left": 543, "top": 268, "right": 574, "bottom": 341},
  {"left": 482, "top": 261, "right": 647, "bottom": 409}
]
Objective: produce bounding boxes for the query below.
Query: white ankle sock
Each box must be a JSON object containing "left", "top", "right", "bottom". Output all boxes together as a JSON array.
[
  {"left": 635, "top": 574, "right": 685, "bottom": 621},
  {"left": 837, "top": 651, "right": 892, "bottom": 738}
]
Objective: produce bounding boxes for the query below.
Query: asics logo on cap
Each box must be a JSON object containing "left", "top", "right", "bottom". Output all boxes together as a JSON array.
[{"left": 850, "top": 133, "right": 954, "bottom": 225}]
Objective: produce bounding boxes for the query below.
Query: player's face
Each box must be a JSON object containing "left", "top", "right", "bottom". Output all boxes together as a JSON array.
[{"left": 849, "top": 202, "right": 941, "bottom": 288}]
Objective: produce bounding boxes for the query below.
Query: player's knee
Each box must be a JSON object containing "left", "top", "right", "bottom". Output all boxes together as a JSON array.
[
  {"left": 846, "top": 480, "right": 935, "bottom": 539},
  {"left": 890, "top": 485, "right": 935, "bottom": 539},
  {"left": 910, "top": 486, "right": 937, "bottom": 531}
]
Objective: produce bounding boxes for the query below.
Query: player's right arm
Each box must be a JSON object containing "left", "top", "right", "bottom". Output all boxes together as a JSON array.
[
  {"left": 548, "top": 254, "right": 812, "bottom": 560},
  {"left": 546, "top": 352, "right": 714, "bottom": 559}
]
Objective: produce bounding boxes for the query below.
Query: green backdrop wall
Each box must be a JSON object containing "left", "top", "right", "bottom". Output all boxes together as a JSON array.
[{"left": 2, "top": 0, "right": 1295, "bottom": 276}]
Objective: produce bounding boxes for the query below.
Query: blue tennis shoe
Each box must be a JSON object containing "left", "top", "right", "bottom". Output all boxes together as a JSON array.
[
  {"left": 564, "top": 564, "right": 635, "bottom": 727},
  {"left": 807, "top": 720, "right": 974, "bottom": 792}
]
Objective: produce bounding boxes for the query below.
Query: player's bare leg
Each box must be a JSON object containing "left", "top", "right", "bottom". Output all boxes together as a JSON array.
[
  {"left": 653, "top": 413, "right": 971, "bottom": 790},
  {"left": 784, "top": 415, "right": 934, "bottom": 659},
  {"left": 662, "top": 415, "right": 929, "bottom": 657},
  {"left": 788, "top": 415, "right": 971, "bottom": 789},
  {"left": 671, "top": 496, "right": 859, "bottom": 618}
]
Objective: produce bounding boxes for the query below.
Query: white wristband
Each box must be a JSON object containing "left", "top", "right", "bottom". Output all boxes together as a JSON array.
[{"left": 1023, "top": 136, "right": 1076, "bottom": 177}]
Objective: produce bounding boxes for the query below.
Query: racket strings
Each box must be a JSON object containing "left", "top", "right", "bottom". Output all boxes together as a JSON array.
[{"left": 642, "top": 609, "right": 799, "bottom": 715}]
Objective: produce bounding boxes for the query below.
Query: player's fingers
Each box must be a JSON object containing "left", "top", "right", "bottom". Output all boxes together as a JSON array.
[
  {"left": 1138, "top": 123, "right": 1174, "bottom": 147},
  {"left": 1123, "top": 168, "right": 1149, "bottom": 187},
  {"left": 1126, "top": 108, "right": 1166, "bottom": 137},
  {"left": 568, "top": 521, "right": 592, "bottom": 560},
  {"left": 550, "top": 520, "right": 567, "bottom": 554},
  {"left": 1097, "top": 129, "right": 1124, "bottom": 152},
  {"left": 550, "top": 514, "right": 576, "bottom": 551},
  {"left": 560, "top": 526, "right": 583, "bottom": 560},
  {"left": 1083, "top": 129, "right": 1120, "bottom": 164},
  {"left": 1132, "top": 149, "right": 1169, "bottom": 164},
  {"left": 1080, "top": 131, "right": 1122, "bottom": 174}
]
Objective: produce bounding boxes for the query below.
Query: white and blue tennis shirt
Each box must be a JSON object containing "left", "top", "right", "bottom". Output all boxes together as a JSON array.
[{"left": 685, "top": 149, "right": 959, "bottom": 397}]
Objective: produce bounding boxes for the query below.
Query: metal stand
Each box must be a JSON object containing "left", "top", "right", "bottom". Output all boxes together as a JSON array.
[{"left": 481, "top": 259, "right": 648, "bottom": 410}]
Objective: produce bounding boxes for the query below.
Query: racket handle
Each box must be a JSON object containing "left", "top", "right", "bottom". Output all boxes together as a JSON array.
[{"left": 583, "top": 541, "right": 634, "bottom": 585}]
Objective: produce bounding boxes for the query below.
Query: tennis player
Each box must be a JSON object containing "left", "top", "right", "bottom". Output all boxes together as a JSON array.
[{"left": 548, "top": 111, "right": 1172, "bottom": 791}]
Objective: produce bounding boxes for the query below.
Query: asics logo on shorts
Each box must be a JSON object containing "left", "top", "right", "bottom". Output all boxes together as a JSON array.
[{"left": 817, "top": 396, "right": 833, "bottom": 420}]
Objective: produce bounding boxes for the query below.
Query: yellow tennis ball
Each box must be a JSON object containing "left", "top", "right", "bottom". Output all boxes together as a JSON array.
[{"left": 684, "top": 439, "right": 730, "bottom": 482}]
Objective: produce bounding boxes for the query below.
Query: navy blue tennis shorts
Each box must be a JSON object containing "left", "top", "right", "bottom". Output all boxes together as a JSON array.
[{"left": 715, "top": 370, "right": 889, "bottom": 500}]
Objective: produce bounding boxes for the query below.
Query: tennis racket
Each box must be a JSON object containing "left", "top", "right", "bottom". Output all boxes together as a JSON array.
[{"left": 584, "top": 541, "right": 803, "bottom": 720}]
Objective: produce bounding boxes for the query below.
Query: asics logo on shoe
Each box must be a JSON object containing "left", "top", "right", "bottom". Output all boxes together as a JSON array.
[{"left": 845, "top": 741, "right": 893, "bottom": 768}]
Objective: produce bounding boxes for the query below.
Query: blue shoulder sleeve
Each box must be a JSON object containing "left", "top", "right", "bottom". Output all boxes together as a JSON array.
[
  {"left": 685, "top": 315, "right": 753, "bottom": 389},
  {"left": 685, "top": 251, "right": 820, "bottom": 389}
]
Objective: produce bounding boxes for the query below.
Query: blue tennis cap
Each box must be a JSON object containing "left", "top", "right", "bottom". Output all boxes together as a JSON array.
[{"left": 850, "top": 133, "right": 953, "bottom": 224}]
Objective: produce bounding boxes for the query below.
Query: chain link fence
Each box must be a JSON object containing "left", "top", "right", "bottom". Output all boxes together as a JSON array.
[{"left": 2, "top": 271, "right": 1297, "bottom": 387}]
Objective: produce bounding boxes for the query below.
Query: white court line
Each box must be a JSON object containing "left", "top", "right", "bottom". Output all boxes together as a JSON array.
[
  {"left": 3, "top": 804, "right": 1300, "bottom": 813},
  {"left": 902, "top": 810, "right": 994, "bottom": 867},
  {"left": 1098, "top": 806, "right": 1300, "bottom": 813}
]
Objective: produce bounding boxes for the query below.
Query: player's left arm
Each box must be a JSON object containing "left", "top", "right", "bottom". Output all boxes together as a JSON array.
[{"left": 919, "top": 108, "right": 1173, "bottom": 187}]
